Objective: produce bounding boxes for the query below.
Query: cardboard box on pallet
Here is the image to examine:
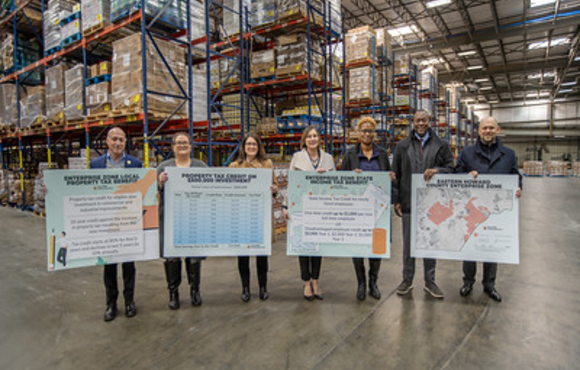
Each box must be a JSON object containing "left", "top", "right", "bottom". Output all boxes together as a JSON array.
[
  {"left": 191, "top": 64, "right": 207, "bottom": 122},
  {"left": 346, "top": 26, "right": 376, "bottom": 64},
  {"left": 111, "top": 32, "right": 187, "bottom": 115},
  {"left": 65, "top": 64, "right": 85, "bottom": 120},
  {"left": 523, "top": 161, "right": 544, "bottom": 176},
  {"left": 87, "top": 81, "right": 111, "bottom": 115},
  {"left": 82, "top": 0, "right": 110, "bottom": 35},
  {"left": 348, "top": 66, "right": 377, "bottom": 102},
  {"left": 90, "top": 61, "right": 112, "bottom": 77},
  {"left": 61, "top": 16, "right": 81, "bottom": 42},
  {"left": 548, "top": 161, "right": 568, "bottom": 177},
  {"left": 276, "top": 33, "right": 321, "bottom": 79},
  {"left": 394, "top": 54, "right": 420, "bottom": 75},
  {"left": 44, "top": 0, "right": 78, "bottom": 52},
  {"left": 221, "top": 0, "right": 250, "bottom": 37},
  {"left": 250, "top": 49, "right": 276, "bottom": 80},
  {"left": 0, "top": 84, "right": 22, "bottom": 126},
  {"left": 375, "top": 28, "right": 392, "bottom": 58},
  {"left": 45, "top": 64, "right": 67, "bottom": 121},
  {"left": 573, "top": 162, "right": 580, "bottom": 177},
  {"left": 278, "top": 0, "right": 322, "bottom": 21},
  {"left": 22, "top": 86, "right": 46, "bottom": 128}
]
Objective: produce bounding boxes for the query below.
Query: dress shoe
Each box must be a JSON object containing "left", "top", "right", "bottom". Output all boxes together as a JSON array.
[
  {"left": 259, "top": 286, "right": 269, "bottom": 301},
  {"left": 396, "top": 280, "right": 413, "bottom": 295},
  {"left": 168, "top": 291, "right": 180, "bottom": 310},
  {"left": 424, "top": 281, "right": 444, "bottom": 299},
  {"left": 369, "top": 282, "right": 381, "bottom": 300},
  {"left": 241, "top": 287, "right": 251, "bottom": 302},
  {"left": 459, "top": 283, "right": 473, "bottom": 297},
  {"left": 357, "top": 283, "right": 366, "bottom": 301},
  {"left": 125, "top": 302, "right": 137, "bottom": 317},
  {"left": 303, "top": 282, "right": 314, "bottom": 301},
  {"left": 484, "top": 287, "right": 502, "bottom": 302},
  {"left": 191, "top": 289, "right": 202, "bottom": 306},
  {"left": 104, "top": 305, "right": 117, "bottom": 322}
]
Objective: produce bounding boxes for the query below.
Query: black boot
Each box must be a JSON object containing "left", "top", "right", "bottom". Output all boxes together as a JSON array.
[
  {"left": 368, "top": 259, "right": 382, "bottom": 300},
  {"left": 258, "top": 257, "right": 269, "bottom": 301},
  {"left": 164, "top": 260, "right": 182, "bottom": 310},
  {"left": 186, "top": 259, "right": 202, "bottom": 306},
  {"left": 241, "top": 286, "right": 251, "bottom": 302},
  {"left": 353, "top": 258, "right": 366, "bottom": 301}
]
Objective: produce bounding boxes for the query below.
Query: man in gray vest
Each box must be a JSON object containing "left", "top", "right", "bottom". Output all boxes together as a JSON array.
[{"left": 392, "top": 110, "right": 455, "bottom": 298}]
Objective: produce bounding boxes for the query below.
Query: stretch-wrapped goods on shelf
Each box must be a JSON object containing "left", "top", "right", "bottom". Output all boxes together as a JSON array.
[
  {"left": 191, "top": 64, "right": 207, "bottom": 122},
  {"left": 346, "top": 26, "right": 375, "bottom": 64},
  {"left": 45, "top": 64, "right": 67, "bottom": 121},
  {"left": 220, "top": 94, "right": 266, "bottom": 129},
  {"left": 251, "top": 0, "right": 277, "bottom": 27},
  {"left": 250, "top": 49, "right": 276, "bottom": 79},
  {"left": 86, "top": 81, "right": 111, "bottom": 115},
  {"left": 278, "top": 0, "right": 322, "bottom": 19},
  {"left": 276, "top": 33, "right": 321, "bottom": 78},
  {"left": 112, "top": 33, "right": 187, "bottom": 115},
  {"left": 348, "top": 66, "right": 377, "bottom": 102},
  {"left": 61, "top": 16, "right": 81, "bottom": 41},
  {"left": 65, "top": 64, "right": 85, "bottom": 120},
  {"left": 44, "top": 0, "right": 78, "bottom": 52},
  {"left": 111, "top": 0, "right": 189, "bottom": 28},
  {"left": 375, "top": 27, "right": 392, "bottom": 58},
  {"left": 221, "top": 0, "right": 250, "bottom": 37},
  {"left": 22, "top": 86, "right": 46, "bottom": 128},
  {"left": 82, "top": 0, "right": 110, "bottom": 34},
  {"left": 573, "top": 162, "right": 580, "bottom": 177}
]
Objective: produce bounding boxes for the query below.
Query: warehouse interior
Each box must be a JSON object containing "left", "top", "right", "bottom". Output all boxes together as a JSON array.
[{"left": 0, "top": 0, "right": 579, "bottom": 368}]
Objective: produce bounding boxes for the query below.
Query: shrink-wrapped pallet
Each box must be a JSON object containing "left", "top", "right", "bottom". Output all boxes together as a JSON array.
[
  {"left": 82, "top": 0, "right": 110, "bottom": 35},
  {"left": 65, "top": 64, "right": 85, "bottom": 120},
  {"left": 346, "top": 26, "right": 375, "bottom": 64},
  {"left": 251, "top": 0, "right": 277, "bottom": 27},
  {"left": 86, "top": 81, "right": 111, "bottom": 115},
  {"left": 22, "top": 86, "right": 46, "bottom": 128},
  {"left": 45, "top": 64, "right": 67, "bottom": 121},
  {"left": 111, "top": 32, "right": 186, "bottom": 115},
  {"left": 221, "top": 0, "right": 250, "bottom": 37},
  {"left": 523, "top": 161, "right": 544, "bottom": 176},
  {"left": 250, "top": 49, "right": 276, "bottom": 79},
  {"left": 276, "top": 33, "right": 321, "bottom": 79},
  {"left": 348, "top": 66, "right": 377, "bottom": 102}
]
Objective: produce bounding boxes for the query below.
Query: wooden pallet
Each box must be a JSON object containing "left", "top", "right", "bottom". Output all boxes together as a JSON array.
[
  {"left": 278, "top": 7, "right": 307, "bottom": 22},
  {"left": 346, "top": 58, "right": 375, "bottom": 66},
  {"left": 82, "top": 21, "right": 107, "bottom": 37},
  {"left": 252, "top": 21, "right": 276, "bottom": 31},
  {"left": 86, "top": 112, "right": 110, "bottom": 121},
  {"left": 275, "top": 64, "right": 309, "bottom": 79},
  {"left": 66, "top": 118, "right": 87, "bottom": 126}
]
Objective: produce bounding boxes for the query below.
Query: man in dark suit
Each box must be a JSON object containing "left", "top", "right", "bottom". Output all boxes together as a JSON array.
[
  {"left": 455, "top": 116, "right": 522, "bottom": 302},
  {"left": 392, "top": 110, "right": 455, "bottom": 299},
  {"left": 90, "top": 127, "right": 142, "bottom": 321}
]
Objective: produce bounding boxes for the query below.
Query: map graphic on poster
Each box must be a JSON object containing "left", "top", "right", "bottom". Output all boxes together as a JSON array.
[
  {"left": 411, "top": 174, "right": 520, "bottom": 264},
  {"left": 287, "top": 171, "right": 391, "bottom": 259},
  {"left": 44, "top": 169, "right": 160, "bottom": 271}
]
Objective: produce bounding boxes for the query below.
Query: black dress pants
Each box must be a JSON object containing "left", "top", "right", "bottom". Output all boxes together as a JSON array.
[
  {"left": 299, "top": 256, "right": 322, "bottom": 281},
  {"left": 238, "top": 256, "right": 268, "bottom": 288},
  {"left": 104, "top": 262, "right": 135, "bottom": 307}
]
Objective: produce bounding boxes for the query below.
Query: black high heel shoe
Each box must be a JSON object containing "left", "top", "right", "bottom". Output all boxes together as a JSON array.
[{"left": 304, "top": 282, "right": 314, "bottom": 301}]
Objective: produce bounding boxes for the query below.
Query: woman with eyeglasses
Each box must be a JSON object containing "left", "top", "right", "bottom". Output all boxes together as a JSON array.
[
  {"left": 157, "top": 132, "right": 208, "bottom": 309},
  {"left": 283, "top": 126, "right": 335, "bottom": 300},
  {"left": 341, "top": 117, "right": 395, "bottom": 301},
  {"left": 229, "top": 133, "right": 279, "bottom": 302}
]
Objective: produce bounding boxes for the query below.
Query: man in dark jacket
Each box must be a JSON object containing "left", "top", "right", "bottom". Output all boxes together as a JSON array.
[
  {"left": 341, "top": 116, "right": 394, "bottom": 301},
  {"left": 90, "top": 127, "right": 142, "bottom": 321},
  {"left": 392, "top": 110, "right": 454, "bottom": 298},
  {"left": 455, "top": 116, "right": 522, "bottom": 302}
]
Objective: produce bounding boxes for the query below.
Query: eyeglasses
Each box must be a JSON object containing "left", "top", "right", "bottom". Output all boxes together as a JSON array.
[
  {"left": 361, "top": 129, "right": 375, "bottom": 135},
  {"left": 245, "top": 142, "right": 258, "bottom": 147}
]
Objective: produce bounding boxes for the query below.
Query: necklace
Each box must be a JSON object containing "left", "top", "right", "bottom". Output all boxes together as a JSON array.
[{"left": 307, "top": 150, "right": 320, "bottom": 170}]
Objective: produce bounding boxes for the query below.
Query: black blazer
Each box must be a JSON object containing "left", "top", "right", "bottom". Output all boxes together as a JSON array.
[{"left": 341, "top": 143, "right": 391, "bottom": 172}]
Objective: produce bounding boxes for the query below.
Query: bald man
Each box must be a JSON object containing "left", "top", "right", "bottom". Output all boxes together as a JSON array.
[
  {"left": 455, "top": 116, "right": 522, "bottom": 302},
  {"left": 90, "top": 127, "right": 142, "bottom": 321}
]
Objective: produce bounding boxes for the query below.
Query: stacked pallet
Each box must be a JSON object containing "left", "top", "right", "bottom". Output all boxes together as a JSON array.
[
  {"left": 65, "top": 64, "right": 85, "bottom": 121},
  {"left": 45, "top": 64, "right": 68, "bottom": 123},
  {"left": 275, "top": 33, "right": 321, "bottom": 79},
  {"left": 82, "top": 0, "right": 110, "bottom": 36},
  {"left": 44, "top": 0, "right": 78, "bottom": 54},
  {"left": 573, "top": 162, "right": 580, "bottom": 177},
  {"left": 548, "top": 161, "right": 568, "bottom": 177},
  {"left": 523, "top": 161, "right": 544, "bottom": 176},
  {"left": 22, "top": 86, "right": 46, "bottom": 129}
]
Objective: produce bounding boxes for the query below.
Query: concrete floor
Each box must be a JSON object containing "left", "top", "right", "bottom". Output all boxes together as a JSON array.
[{"left": 0, "top": 177, "right": 579, "bottom": 370}]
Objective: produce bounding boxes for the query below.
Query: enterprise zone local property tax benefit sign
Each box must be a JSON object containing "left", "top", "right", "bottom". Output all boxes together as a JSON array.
[
  {"left": 44, "top": 169, "right": 160, "bottom": 271},
  {"left": 287, "top": 171, "right": 391, "bottom": 258},
  {"left": 411, "top": 174, "right": 520, "bottom": 264}
]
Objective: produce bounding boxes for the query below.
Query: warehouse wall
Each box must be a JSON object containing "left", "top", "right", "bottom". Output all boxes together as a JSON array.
[{"left": 473, "top": 100, "right": 580, "bottom": 166}]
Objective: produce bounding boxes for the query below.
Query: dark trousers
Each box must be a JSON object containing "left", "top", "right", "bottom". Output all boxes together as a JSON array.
[
  {"left": 164, "top": 258, "right": 201, "bottom": 292},
  {"left": 463, "top": 261, "right": 497, "bottom": 289},
  {"left": 352, "top": 258, "right": 381, "bottom": 285},
  {"left": 57, "top": 248, "right": 67, "bottom": 267},
  {"left": 402, "top": 213, "right": 436, "bottom": 283},
  {"left": 238, "top": 256, "right": 268, "bottom": 288},
  {"left": 299, "top": 256, "right": 322, "bottom": 281},
  {"left": 104, "top": 262, "right": 135, "bottom": 307}
]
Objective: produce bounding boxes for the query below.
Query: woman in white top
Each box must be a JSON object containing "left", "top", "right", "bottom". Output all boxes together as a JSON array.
[{"left": 286, "top": 126, "right": 336, "bottom": 300}]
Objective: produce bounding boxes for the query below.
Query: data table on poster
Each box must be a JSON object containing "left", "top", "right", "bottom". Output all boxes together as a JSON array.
[{"left": 172, "top": 191, "right": 264, "bottom": 245}]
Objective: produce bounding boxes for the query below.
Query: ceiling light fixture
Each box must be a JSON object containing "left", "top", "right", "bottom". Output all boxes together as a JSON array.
[
  {"left": 561, "top": 81, "right": 577, "bottom": 86},
  {"left": 388, "top": 25, "right": 418, "bottom": 37},
  {"left": 488, "top": 100, "right": 499, "bottom": 104},
  {"left": 528, "top": 72, "right": 556, "bottom": 79},
  {"left": 457, "top": 50, "right": 477, "bottom": 57},
  {"left": 558, "top": 89, "right": 573, "bottom": 93},
  {"left": 474, "top": 78, "right": 489, "bottom": 83},
  {"left": 467, "top": 65, "right": 483, "bottom": 70},
  {"left": 480, "top": 86, "right": 493, "bottom": 90},
  {"left": 529, "top": 37, "right": 570, "bottom": 49},
  {"left": 526, "top": 93, "right": 539, "bottom": 98},
  {"left": 425, "top": 0, "right": 452, "bottom": 8},
  {"left": 530, "top": 0, "right": 556, "bottom": 7}
]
